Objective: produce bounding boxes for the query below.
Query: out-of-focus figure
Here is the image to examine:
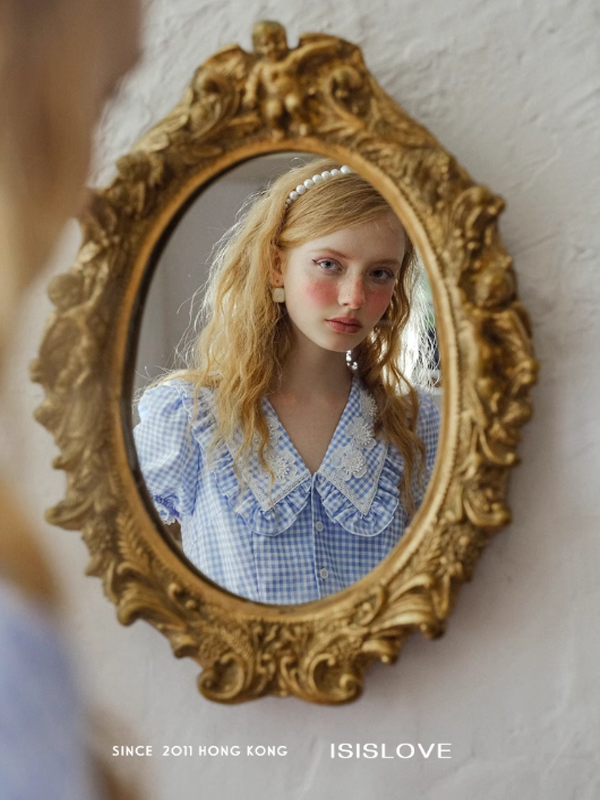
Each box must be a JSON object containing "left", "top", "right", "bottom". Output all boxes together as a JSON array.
[{"left": 0, "top": 0, "right": 141, "bottom": 797}]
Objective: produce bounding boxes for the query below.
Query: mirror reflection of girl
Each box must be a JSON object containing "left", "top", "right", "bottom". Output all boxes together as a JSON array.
[{"left": 134, "top": 159, "right": 439, "bottom": 604}]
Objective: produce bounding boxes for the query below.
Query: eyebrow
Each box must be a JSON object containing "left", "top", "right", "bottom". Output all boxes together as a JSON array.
[{"left": 309, "top": 247, "right": 401, "bottom": 267}]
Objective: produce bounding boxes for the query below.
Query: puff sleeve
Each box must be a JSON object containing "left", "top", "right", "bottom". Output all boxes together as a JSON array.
[{"left": 133, "top": 382, "right": 201, "bottom": 524}]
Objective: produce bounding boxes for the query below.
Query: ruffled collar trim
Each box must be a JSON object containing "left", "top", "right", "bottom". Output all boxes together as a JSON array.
[
  {"left": 228, "top": 377, "right": 388, "bottom": 516},
  {"left": 174, "top": 377, "right": 403, "bottom": 536}
]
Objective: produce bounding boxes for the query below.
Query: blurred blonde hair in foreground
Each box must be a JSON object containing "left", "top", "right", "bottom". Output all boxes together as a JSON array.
[
  {"left": 0, "top": 0, "right": 140, "bottom": 590},
  {"left": 0, "top": 0, "right": 140, "bottom": 357},
  {"left": 0, "top": 0, "right": 141, "bottom": 797}
]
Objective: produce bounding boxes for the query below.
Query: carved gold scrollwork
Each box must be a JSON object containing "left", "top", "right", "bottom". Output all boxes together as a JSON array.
[{"left": 32, "top": 22, "right": 537, "bottom": 704}]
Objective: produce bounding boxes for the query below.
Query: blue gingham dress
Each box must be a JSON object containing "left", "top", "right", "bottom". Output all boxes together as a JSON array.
[{"left": 134, "top": 378, "right": 439, "bottom": 604}]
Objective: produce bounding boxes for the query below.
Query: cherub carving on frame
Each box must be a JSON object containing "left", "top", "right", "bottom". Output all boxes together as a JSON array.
[{"left": 243, "top": 20, "right": 340, "bottom": 138}]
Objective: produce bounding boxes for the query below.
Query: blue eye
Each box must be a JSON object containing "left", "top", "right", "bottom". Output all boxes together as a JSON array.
[
  {"left": 313, "top": 258, "right": 339, "bottom": 272},
  {"left": 371, "top": 268, "right": 395, "bottom": 282}
]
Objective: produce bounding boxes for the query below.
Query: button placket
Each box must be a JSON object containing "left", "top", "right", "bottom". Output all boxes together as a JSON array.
[{"left": 314, "top": 517, "right": 328, "bottom": 580}]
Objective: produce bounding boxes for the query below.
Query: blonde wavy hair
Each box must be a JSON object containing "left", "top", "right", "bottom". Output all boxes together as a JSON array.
[{"left": 175, "top": 158, "right": 426, "bottom": 511}]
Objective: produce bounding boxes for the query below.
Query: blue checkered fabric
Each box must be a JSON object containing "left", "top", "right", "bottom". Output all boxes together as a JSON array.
[{"left": 134, "top": 378, "right": 439, "bottom": 605}]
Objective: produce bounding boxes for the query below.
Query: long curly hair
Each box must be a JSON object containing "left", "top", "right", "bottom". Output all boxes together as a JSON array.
[{"left": 175, "top": 157, "right": 426, "bottom": 511}]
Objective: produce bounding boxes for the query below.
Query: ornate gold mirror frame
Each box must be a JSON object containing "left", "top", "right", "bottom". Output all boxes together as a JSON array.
[{"left": 32, "top": 22, "right": 537, "bottom": 704}]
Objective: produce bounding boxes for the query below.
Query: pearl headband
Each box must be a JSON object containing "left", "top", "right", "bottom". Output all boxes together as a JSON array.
[{"left": 284, "top": 165, "right": 353, "bottom": 208}]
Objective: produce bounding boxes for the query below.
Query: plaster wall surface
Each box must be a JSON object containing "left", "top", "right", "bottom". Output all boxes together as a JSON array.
[{"left": 1, "top": 0, "right": 599, "bottom": 797}]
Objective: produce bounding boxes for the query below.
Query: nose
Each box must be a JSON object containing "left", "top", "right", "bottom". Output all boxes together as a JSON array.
[{"left": 339, "top": 275, "right": 366, "bottom": 309}]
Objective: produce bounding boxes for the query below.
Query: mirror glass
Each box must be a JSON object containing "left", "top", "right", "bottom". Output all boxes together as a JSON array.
[{"left": 132, "top": 153, "right": 442, "bottom": 605}]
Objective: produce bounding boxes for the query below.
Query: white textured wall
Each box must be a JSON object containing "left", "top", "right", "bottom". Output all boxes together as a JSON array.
[{"left": 2, "top": 0, "right": 599, "bottom": 797}]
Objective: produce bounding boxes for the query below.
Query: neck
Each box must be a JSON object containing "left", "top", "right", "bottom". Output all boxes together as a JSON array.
[{"left": 276, "top": 331, "right": 352, "bottom": 402}]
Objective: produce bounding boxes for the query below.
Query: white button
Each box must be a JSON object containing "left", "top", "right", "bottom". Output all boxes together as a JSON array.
[
  {"left": 320, "top": 568, "right": 329, "bottom": 580},
  {"left": 315, "top": 521, "right": 324, "bottom": 532}
]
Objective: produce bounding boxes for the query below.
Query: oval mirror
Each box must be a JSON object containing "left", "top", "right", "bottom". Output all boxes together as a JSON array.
[
  {"left": 33, "top": 22, "right": 536, "bottom": 704},
  {"left": 132, "top": 152, "right": 443, "bottom": 604}
]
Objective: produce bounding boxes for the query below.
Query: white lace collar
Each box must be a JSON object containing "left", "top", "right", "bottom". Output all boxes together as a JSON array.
[{"left": 228, "top": 378, "right": 389, "bottom": 516}]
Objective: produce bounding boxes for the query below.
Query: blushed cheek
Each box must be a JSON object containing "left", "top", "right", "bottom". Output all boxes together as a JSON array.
[
  {"left": 305, "top": 280, "right": 338, "bottom": 305},
  {"left": 366, "top": 288, "right": 394, "bottom": 319}
]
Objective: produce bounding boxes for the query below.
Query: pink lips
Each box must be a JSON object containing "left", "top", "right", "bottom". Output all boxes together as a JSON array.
[{"left": 326, "top": 317, "right": 363, "bottom": 334}]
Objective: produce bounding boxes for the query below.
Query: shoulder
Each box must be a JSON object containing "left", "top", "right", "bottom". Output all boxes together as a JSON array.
[
  {"left": 137, "top": 379, "right": 218, "bottom": 429},
  {"left": 354, "top": 380, "right": 439, "bottom": 440},
  {"left": 138, "top": 379, "right": 199, "bottom": 419},
  {"left": 135, "top": 379, "right": 223, "bottom": 459},
  {"left": 416, "top": 391, "right": 440, "bottom": 429},
  {"left": 415, "top": 391, "right": 441, "bottom": 470},
  {"left": 135, "top": 380, "right": 213, "bottom": 456},
  {"left": 136, "top": 380, "right": 197, "bottom": 444}
]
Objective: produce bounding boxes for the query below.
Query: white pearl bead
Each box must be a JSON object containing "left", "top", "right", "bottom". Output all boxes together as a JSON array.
[{"left": 285, "top": 166, "right": 353, "bottom": 207}]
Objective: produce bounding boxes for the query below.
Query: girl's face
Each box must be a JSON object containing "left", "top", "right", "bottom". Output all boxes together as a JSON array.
[{"left": 275, "top": 213, "right": 406, "bottom": 354}]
